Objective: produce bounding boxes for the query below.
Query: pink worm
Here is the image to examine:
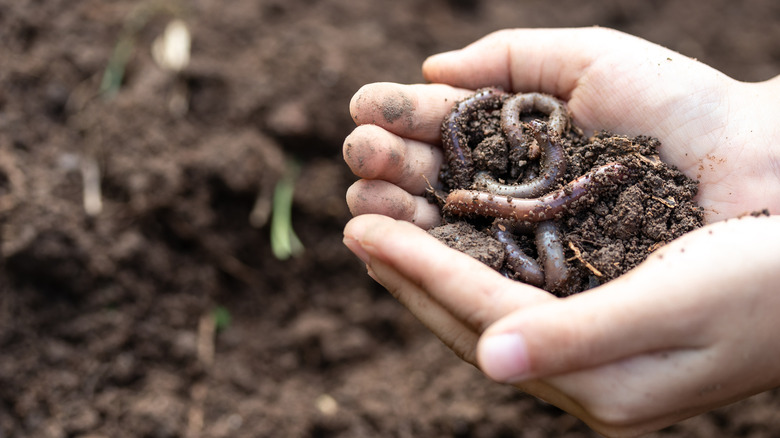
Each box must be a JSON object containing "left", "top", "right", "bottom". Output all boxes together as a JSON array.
[
  {"left": 500, "top": 92, "right": 569, "bottom": 145},
  {"left": 473, "top": 120, "right": 567, "bottom": 198},
  {"left": 490, "top": 221, "right": 544, "bottom": 287},
  {"left": 535, "top": 220, "right": 569, "bottom": 293},
  {"left": 444, "top": 162, "right": 630, "bottom": 222},
  {"left": 441, "top": 88, "right": 507, "bottom": 189}
]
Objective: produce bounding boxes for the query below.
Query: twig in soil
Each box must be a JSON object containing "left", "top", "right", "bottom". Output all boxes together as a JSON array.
[
  {"left": 632, "top": 151, "right": 663, "bottom": 167},
  {"left": 567, "top": 241, "right": 603, "bottom": 277},
  {"left": 422, "top": 174, "right": 447, "bottom": 206},
  {"left": 647, "top": 241, "right": 665, "bottom": 253},
  {"left": 651, "top": 195, "right": 678, "bottom": 208}
]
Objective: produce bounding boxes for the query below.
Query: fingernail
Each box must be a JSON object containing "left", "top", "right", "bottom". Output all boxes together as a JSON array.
[
  {"left": 478, "top": 333, "right": 530, "bottom": 383},
  {"left": 343, "top": 236, "right": 371, "bottom": 265}
]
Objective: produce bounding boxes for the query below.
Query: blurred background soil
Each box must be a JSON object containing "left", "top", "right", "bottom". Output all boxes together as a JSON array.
[{"left": 1, "top": 0, "right": 780, "bottom": 437}]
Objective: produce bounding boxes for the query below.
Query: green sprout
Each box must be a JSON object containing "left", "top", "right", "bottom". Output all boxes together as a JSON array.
[
  {"left": 212, "top": 306, "right": 232, "bottom": 332},
  {"left": 270, "top": 160, "right": 304, "bottom": 260},
  {"left": 100, "top": 34, "right": 135, "bottom": 99}
]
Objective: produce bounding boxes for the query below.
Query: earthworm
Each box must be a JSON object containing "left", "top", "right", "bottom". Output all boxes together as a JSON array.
[
  {"left": 535, "top": 220, "right": 569, "bottom": 292},
  {"left": 473, "top": 120, "right": 567, "bottom": 198},
  {"left": 443, "top": 162, "right": 630, "bottom": 222},
  {"left": 500, "top": 92, "right": 569, "bottom": 160},
  {"left": 490, "top": 220, "right": 544, "bottom": 287},
  {"left": 441, "top": 88, "right": 507, "bottom": 189}
]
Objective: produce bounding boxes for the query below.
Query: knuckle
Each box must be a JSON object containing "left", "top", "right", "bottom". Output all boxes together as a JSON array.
[{"left": 443, "top": 329, "right": 478, "bottom": 365}]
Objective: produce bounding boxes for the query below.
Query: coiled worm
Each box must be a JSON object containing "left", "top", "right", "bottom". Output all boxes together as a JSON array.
[
  {"left": 441, "top": 88, "right": 507, "bottom": 189},
  {"left": 473, "top": 120, "right": 567, "bottom": 198}
]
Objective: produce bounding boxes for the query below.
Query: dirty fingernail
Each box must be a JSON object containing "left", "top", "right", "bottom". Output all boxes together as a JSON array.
[
  {"left": 343, "top": 236, "right": 371, "bottom": 265},
  {"left": 478, "top": 333, "right": 530, "bottom": 383}
]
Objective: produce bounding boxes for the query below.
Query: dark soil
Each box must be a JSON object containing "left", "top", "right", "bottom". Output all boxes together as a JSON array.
[
  {"left": 430, "top": 94, "right": 703, "bottom": 295},
  {"left": 2, "top": 0, "right": 780, "bottom": 437}
]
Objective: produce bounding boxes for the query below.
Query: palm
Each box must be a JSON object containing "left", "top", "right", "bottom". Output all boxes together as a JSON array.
[{"left": 565, "top": 55, "right": 775, "bottom": 221}]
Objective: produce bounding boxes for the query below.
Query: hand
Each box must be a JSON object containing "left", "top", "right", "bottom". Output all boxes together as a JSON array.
[{"left": 342, "top": 27, "right": 780, "bottom": 436}]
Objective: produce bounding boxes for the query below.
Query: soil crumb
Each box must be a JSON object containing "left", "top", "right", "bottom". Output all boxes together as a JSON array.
[{"left": 428, "top": 222, "right": 505, "bottom": 270}]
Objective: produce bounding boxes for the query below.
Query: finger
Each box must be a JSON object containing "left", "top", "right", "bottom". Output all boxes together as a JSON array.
[
  {"left": 366, "top": 258, "right": 481, "bottom": 365},
  {"left": 349, "top": 82, "right": 473, "bottom": 143},
  {"left": 422, "top": 27, "right": 629, "bottom": 98},
  {"left": 343, "top": 124, "right": 443, "bottom": 194},
  {"left": 345, "top": 180, "right": 441, "bottom": 229},
  {"left": 343, "top": 214, "right": 553, "bottom": 334},
  {"left": 532, "top": 363, "right": 700, "bottom": 437},
  {"left": 547, "top": 342, "right": 777, "bottom": 436},
  {"left": 477, "top": 216, "right": 780, "bottom": 383}
]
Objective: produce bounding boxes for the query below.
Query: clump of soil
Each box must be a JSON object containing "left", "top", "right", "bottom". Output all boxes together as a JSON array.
[{"left": 430, "top": 92, "right": 704, "bottom": 295}]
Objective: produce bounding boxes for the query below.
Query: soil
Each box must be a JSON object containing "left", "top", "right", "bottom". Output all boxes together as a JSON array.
[
  {"left": 2, "top": 0, "right": 780, "bottom": 437},
  {"left": 430, "top": 94, "right": 703, "bottom": 296}
]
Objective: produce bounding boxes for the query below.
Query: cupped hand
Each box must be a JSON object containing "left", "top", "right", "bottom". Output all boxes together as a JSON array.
[
  {"left": 342, "top": 27, "right": 780, "bottom": 436},
  {"left": 344, "top": 213, "right": 780, "bottom": 436}
]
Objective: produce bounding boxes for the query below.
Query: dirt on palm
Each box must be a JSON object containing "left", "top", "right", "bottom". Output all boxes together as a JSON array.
[
  {"left": 2, "top": 1, "right": 780, "bottom": 437},
  {"left": 429, "top": 91, "right": 703, "bottom": 296}
]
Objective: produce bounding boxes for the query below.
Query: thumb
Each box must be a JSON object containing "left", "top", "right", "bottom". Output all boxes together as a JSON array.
[
  {"left": 422, "top": 28, "right": 618, "bottom": 97},
  {"left": 476, "top": 216, "right": 780, "bottom": 383}
]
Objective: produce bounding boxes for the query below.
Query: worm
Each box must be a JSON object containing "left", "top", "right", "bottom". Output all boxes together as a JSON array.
[
  {"left": 473, "top": 120, "right": 567, "bottom": 198},
  {"left": 443, "top": 162, "right": 630, "bottom": 222},
  {"left": 535, "top": 220, "right": 569, "bottom": 292},
  {"left": 441, "top": 88, "right": 507, "bottom": 189},
  {"left": 490, "top": 220, "right": 544, "bottom": 287},
  {"left": 500, "top": 92, "right": 569, "bottom": 160}
]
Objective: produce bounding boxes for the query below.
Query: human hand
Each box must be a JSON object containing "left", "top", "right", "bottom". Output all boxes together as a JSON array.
[
  {"left": 344, "top": 213, "right": 780, "bottom": 437},
  {"left": 342, "top": 27, "right": 780, "bottom": 436}
]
